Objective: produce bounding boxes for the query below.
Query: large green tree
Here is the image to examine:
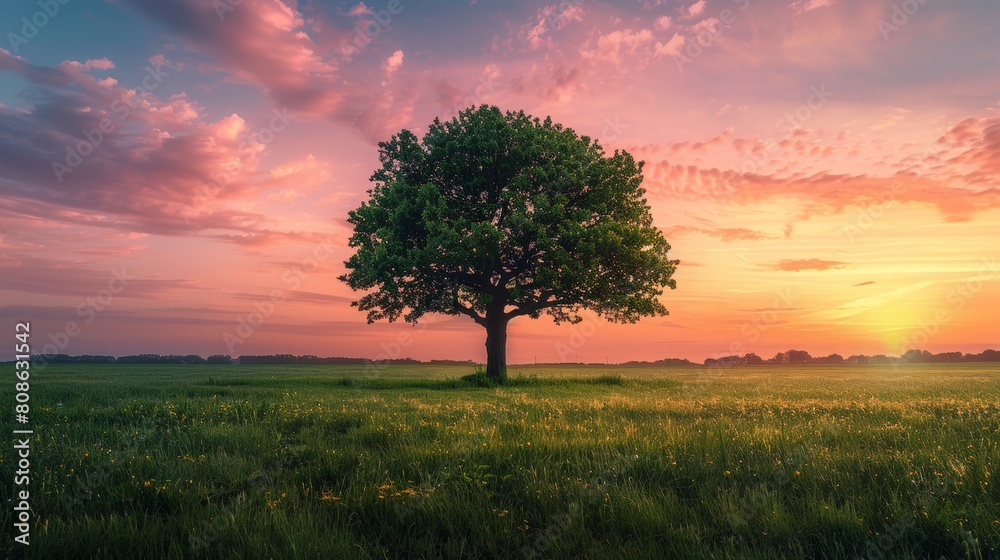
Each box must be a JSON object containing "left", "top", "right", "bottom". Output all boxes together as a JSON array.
[{"left": 340, "top": 105, "right": 678, "bottom": 383}]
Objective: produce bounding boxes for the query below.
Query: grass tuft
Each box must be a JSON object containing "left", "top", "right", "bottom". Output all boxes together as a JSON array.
[
  {"left": 587, "top": 373, "right": 625, "bottom": 386},
  {"left": 460, "top": 366, "right": 499, "bottom": 387},
  {"left": 505, "top": 374, "right": 541, "bottom": 387}
]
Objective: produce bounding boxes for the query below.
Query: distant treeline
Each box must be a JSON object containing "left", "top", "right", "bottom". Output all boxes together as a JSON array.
[
  {"left": 35, "top": 353, "right": 235, "bottom": 364},
  {"left": 619, "top": 358, "right": 697, "bottom": 366},
  {"left": 29, "top": 353, "right": 478, "bottom": 366},
  {"left": 21, "top": 350, "right": 1000, "bottom": 366},
  {"left": 238, "top": 354, "right": 476, "bottom": 365},
  {"left": 704, "top": 349, "right": 1000, "bottom": 366}
]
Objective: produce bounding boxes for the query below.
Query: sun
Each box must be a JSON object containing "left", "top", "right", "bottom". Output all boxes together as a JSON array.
[{"left": 872, "top": 301, "right": 935, "bottom": 352}]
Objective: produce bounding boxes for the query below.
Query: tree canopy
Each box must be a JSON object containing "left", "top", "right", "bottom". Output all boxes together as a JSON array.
[{"left": 340, "top": 105, "right": 678, "bottom": 382}]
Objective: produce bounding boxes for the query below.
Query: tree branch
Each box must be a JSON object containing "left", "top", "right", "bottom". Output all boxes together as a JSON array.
[
  {"left": 447, "top": 270, "right": 489, "bottom": 292},
  {"left": 507, "top": 297, "right": 570, "bottom": 319},
  {"left": 499, "top": 244, "right": 537, "bottom": 285},
  {"left": 454, "top": 296, "right": 486, "bottom": 326}
]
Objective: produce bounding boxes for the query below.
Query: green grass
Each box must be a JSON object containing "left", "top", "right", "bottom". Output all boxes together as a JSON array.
[{"left": 2, "top": 363, "right": 999, "bottom": 559}]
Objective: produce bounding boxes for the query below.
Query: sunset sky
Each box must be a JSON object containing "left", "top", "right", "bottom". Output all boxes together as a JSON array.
[{"left": 1, "top": 0, "right": 998, "bottom": 363}]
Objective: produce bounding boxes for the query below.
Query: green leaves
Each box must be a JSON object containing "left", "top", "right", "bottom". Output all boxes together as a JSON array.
[{"left": 340, "top": 105, "right": 678, "bottom": 327}]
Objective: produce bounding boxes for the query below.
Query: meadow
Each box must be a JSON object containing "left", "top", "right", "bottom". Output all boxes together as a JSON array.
[{"left": 2, "top": 363, "right": 999, "bottom": 559}]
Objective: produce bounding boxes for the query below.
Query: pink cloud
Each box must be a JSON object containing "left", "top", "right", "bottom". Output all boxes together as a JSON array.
[
  {"left": 382, "top": 50, "right": 404, "bottom": 79},
  {"left": 60, "top": 58, "right": 116, "bottom": 72},
  {"left": 0, "top": 51, "right": 335, "bottom": 247},
  {"left": 347, "top": 3, "right": 370, "bottom": 17},
  {"left": 118, "top": 0, "right": 412, "bottom": 141},
  {"left": 789, "top": 0, "right": 837, "bottom": 13},
  {"left": 655, "top": 33, "right": 686, "bottom": 57},
  {"left": 122, "top": 0, "right": 334, "bottom": 104},
  {"left": 584, "top": 28, "right": 656, "bottom": 65},
  {"left": 523, "top": 3, "right": 586, "bottom": 51},
  {"left": 932, "top": 114, "right": 1000, "bottom": 186},
  {"left": 637, "top": 112, "right": 1000, "bottom": 224}
]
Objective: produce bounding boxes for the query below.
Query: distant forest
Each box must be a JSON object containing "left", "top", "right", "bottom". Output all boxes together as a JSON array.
[
  {"left": 19, "top": 349, "right": 1000, "bottom": 366},
  {"left": 703, "top": 348, "right": 1000, "bottom": 366},
  {"left": 24, "top": 353, "right": 476, "bottom": 366}
]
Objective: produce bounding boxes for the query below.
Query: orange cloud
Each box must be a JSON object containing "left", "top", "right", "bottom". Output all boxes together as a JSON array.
[
  {"left": 764, "top": 259, "right": 848, "bottom": 272},
  {"left": 662, "top": 226, "right": 772, "bottom": 242}
]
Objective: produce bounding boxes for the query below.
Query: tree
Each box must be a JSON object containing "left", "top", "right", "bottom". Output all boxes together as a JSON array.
[
  {"left": 901, "top": 349, "right": 932, "bottom": 363},
  {"left": 928, "top": 351, "right": 962, "bottom": 363},
  {"left": 786, "top": 349, "right": 812, "bottom": 364},
  {"left": 743, "top": 353, "right": 764, "bottom": 365},
  {"left": 768, "top": 352, "right": 789, "bottom": 364},
  {"left": 340, "top": 105, "right": 678, "bottom": 383},
  {"left": 812, "top": 353, "right": 844, "bottom": 364}
]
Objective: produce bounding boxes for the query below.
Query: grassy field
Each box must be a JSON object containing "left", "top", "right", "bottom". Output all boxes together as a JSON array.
[{"left": 2, "top": 363, "right": 999, "bottom": 559}]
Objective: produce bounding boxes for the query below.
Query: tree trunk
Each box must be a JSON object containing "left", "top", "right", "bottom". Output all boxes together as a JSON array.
[{"left": 484, "top": 313, "right": 508, "bottom": 384}]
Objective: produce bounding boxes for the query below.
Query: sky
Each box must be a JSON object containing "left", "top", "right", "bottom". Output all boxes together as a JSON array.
[{"left": 0, "top": 0, "right": 998, "bottom": 364}]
